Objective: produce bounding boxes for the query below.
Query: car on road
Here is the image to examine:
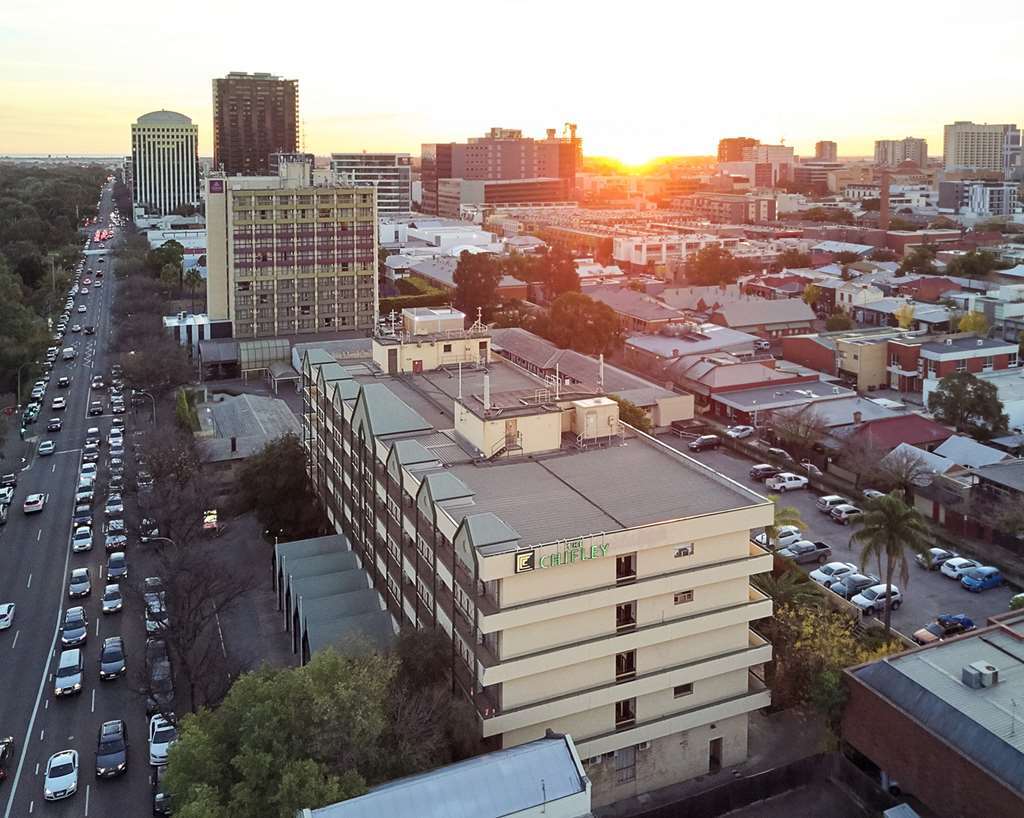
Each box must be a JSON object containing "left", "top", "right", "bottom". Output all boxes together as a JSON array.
[
  {"left": 777, "top": 540, "right": 834, "bottom": 565},
  {"left": 961, "top": 566, "right": 1005, "bottom": 592},
  {"left": 80, "top": 462, "right": 98, "bottom": 480},
  {"left": 84, "top": 325, "right": 95, "bottom": 335},
  {"left": 88, "top": 400, "right": 104, "bottom": 416},
  {"left": 851, "top": 584, "right": 903, "bottom": 615},
  {"left": 105, "top": 518, "right": 126, "bottom": 535},
  {"left": 765, "top": 472, "right": 809, "bottom": 492},
  {"left": 82, "top": 450, "right": 99, "bottom": 464},
  {"left": 77, "top": 304, "right": 87, "bottom": 313},
  {"left": 43, "top": 749, "right": 79, "bottom": 800},
  {"left": 916, "top": 547, "right": 958, "bottom": 570},
  {"left": 0, "top": 735, "right": 13, "bottom": 784},
  {"left": 61, "top": 606, "right": 88, "bottom": 647},
  {"left": 809, "top": 561, "right": 859, "bottom": 588},
  {"left": 941, "top": 557, "right": 980, "bottom": 580},
  {"left": 47, "top": 417, "right": 63, "bottom": 432},
  {"left": 95, "top": 719, "right": 128, "bottom": 778},
  {"left": 0, "top": 487, "right": 13, "bottom": 506},
  {"left": 830, "top": 504, "right": 863, "bottom": 525},
  {"left": 99, "top": 636, "right": 127, "bottom": 680},
  {"left": 0, "top": 473, "right": 16, "bottom": 489},
  {"left": 109, "top": 474, "right": 125, "bottom": 493},
  {"left": 68, "top": 567, "right": 91, "bottom": 598},
  {"left": 101, "top": 583, "right": 123, "bottom": 614},
  {"left": 688, "top": 434, "right": 722, "bottom": 452},
  {"left": 54, "top": 649, "right": 84, "bottom": 697},
  {"left": 73, "top": 503, "right": 91, "bottom": 526},
  {"left": 91, "top": 375, "right": 105, "bottom": 389},
  {"left": 70, "top": 324, "right": 81, "bottom": 333},
  {"left": 71, "top": 526, "right": 93, "bottom": 553},
  {"left": 815, "top": 495, "right": 848, "bottom": 514},
  {"left": 107, "top": 551, "right": 128, "bottom": 580},
  {"left": 105, "top": 494, "right": 124, "bottom": 515},
  {"left": 148, "top": 715, "right": 177, "bottom": 766},
  {"left": 51, "top": 396, "right": 66, "bottom": 410},
  {"left": 38, "top": 440, "right": 56, "bottom": 456},
  {"left": 75, "top": 488, "right": 94, "bottom": 505},
  {"left": 104, "top": 533, "right": 128, "bottom": 552},
  {"left": 0, "top": 603, "right": 14, "bottom": 630},
  {"left": 57, "top": 376, "right": 70, "bottom": 388},
  {"left": 84, "top": 441, "right": 99, "bottom": 456},
  {"left": 22, "top": 493, "right": 45, "bottom": 514},
  {"left": 753, "top": 525, "right": 803, "bottom": 549},
  {"left": 724, "top": 425, "right": 755, "bottom": 439},
  {"left": 831, "top": 572, "right": 881, "bottom": 600},
  {"left": 913, "top": 614, "right": 976, "bottom": 645}
]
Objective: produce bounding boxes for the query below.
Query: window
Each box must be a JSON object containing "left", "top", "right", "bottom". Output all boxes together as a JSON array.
[
  {"left": 616, "top": 601, "right": 636, "bottom": 631},
  {"left": 956, "top": 360, "right": 967, "bottom": 373},
  {"left": 983, "top": 356, "right": 994, "bottom": 370},
  {"left": 615, "top": 650, "right": 636, "bottom": 682},
  {"left": 615, "top": 698, "right": 636, "bottom": 730},
  {"left": 614, "top": 746, "right": 636, "bottom": 785},
  {"left": 443, "top": 343, "right": 452, "bottom": 353},
  {"left": 674, "top": 682, "right": 694, "bottom": 698},
  {"left": 616, "top": 553, "right": 637, "bottom": 584},
  {"left": 1011, "top": 352, "right": 1020, "bottom": 368},
  {"left": 674, "top": 590, "right": 694, "bottom": 605}
]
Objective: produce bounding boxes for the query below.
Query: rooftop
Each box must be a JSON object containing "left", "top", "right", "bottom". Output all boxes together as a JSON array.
[
  {"left": 971, "top": 459, "right": 1024, "bottom": 493},
  {"left": 197, "top": 393, "right": 301, "bottom": 463},
  {"left": 710, "top": 299, "right": 816, "bottom": 328},
  {"left": 933, "top": 435, "right": 1010, "bottom": 468},
  {"left": 409, "top": 256, "right": 523, "bottom": 291},
  {"left": 812, "top": 240, "right": 874, "bottom": 255},
  {"left": 583, "top": 286, "right": 685, "bottom": 323},
  {"left": 920, "top": 336, "right": 1018, "bottom": 355},
  {"left": 625, "top": 324, "right": 759, "bottom": 359},
  {"left": 712, "top": 379, "right": 853, "bottom": 413},
  {"left": 774, "top": 396, "right": 899, "bottom": 429},
  {"left": 135, "top": 110, "right": 193, "bottom": 126}
]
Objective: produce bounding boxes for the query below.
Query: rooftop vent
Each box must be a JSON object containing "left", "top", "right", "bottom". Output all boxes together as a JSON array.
[
  {"left": 945, "top": 338, "right": 953, "bottom": 346},
  {"left": 977, "top": 339, "right": 984, "bottom": 346},
  {"left": 962, "top": 660, "right": 999, "bottom": 689}
]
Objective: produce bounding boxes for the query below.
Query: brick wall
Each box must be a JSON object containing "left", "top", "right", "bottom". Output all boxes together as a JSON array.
[{"left": 781, "top": 336, "right": 837, "bottom": 375}]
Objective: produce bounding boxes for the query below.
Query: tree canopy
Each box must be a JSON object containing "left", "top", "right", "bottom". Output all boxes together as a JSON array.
[
  {"left": 898, "top": 245, "right": 937, "bottom": 276},
  {"left": 686, "top": 246, "right": 751, "bottom": 285},
  {"left": 956, "top": 311, "right": 989, "bottom": 334},
  {"left": 453, "top": 251, "right": 502, "bottom": 320},
  {"left": 544, "top": 292, "right": 622, "bottom": 355},
  {"left": 946, "top": 249, "right": 1002, "bottom": 279},
  {"left": 235, "top": 433, "right": 324, "bottom": 539},
  {"left": 825, "top": 312, "right": 854, "bottom": 331},
  {"left": 927, "top": 371, "right": 1008, "bottom": 438}
]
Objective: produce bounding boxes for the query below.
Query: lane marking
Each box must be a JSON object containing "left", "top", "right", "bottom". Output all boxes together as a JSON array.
[
  {"left": 26, "top": 574, "right": 31, "bottom": 589},
  {"left": 36, "top": 531, "right": 41, "bottom": 542},
  {"left": 11, "top": 630, "right": 18, "bottom": 649},
  {"left": 84, "top": 784, "right": 90, "bottom": 816},
  {"left": 33, "top": 764, "right": 37, "bottom": 777},
  {"left": 94, "top": 619, "right": 99, "bottom": 636},
  {"left": 90, "top": 689, "right": 95, "bottom": 713}
]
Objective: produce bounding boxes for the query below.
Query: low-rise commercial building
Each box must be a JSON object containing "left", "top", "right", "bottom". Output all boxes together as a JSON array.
[
  {"left": 708, "top": 299, "right": 816, "bottom": 338},
  {"left": 302, "top": 316, "right": 775, "bottom": 807},
  {"left": 582, "top": 286, "right": 685, "bottom": 333}
]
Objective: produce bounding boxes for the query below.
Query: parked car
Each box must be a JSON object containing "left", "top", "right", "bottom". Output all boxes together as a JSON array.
[
  {"left": 43, "top": 750, "right": 79, "bottom": 801},
  {"left": 145, "top": 640, "right": 174, "bottom": 716},
  {"left": 815, "top": 495, "right": 848, "bottom": 514},
  {"left": 94, "top": 719, "right": 128, "bottom": 778},
  {"left": 765, "top": 472, "right": 809, "bottom": 492},
  {"left": 913, "top": 614, "right": 976, "bottom": 645},
  {"left": 104, "top": 495, "right": 124, "bottom": 515},
  {"left": 764, "top": 446, "right": 794, "bottom": 462},
  {"left": 800, "top": 460, "right": 823, "bottom": 478},
  {"left": 851, "top": 584, "right": 903, "bottom": 614},
  {"left": 961, "top": 567, "right": 1004, "bottom": 592},
  {"left": 688, "top": 434, "right": 722, "bottom": 452},
  {"left": 148, "top": 715, "right": 177, "bottom": 766},
  {"left": 749, "top": 464, "right": 782, "bottom": 482},
  {"left": 777, "top": 540, "right": 834, "bottom": 565},
  {"left": 724, "top": 425, "right": 755, "bottom": 439},
  {"left": 809, "top": 561, "right": 858, "bottom": 587},
  {"left": 753, "top": 525, "right": 803, "bottom": 549},
  {"left": 862, "top": 489, "right": 886, "bottom": 501},
  {"left": 88, "top": 401, "right": 103, "bottom": 416},
  {"left": 830, "top": 504, "right": 863, "bottom": 525},
  {"left": 941, "top": 557, "right": 980, "bottom": 580},
  {"left": 916, "top": 547, "right": 958, "bottom": 570},
  {"left": 152, "top": 763, "right": 172, "bottom": 814},
  {"left": 54, "top": 649, "right": 84, "bottom": 697},
  {"left": 831, "top": 572, "right": 881, "bottom": 600}
]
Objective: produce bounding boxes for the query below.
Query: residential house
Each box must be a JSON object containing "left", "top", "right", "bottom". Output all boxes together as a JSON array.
[
  {"left": 708, "top": 299, "right": 816, "bottom": 338},
  {"left": 665, "top": 355, "right": 820, "bottom": 416},
  {"left": 896, "top": 276, "right": 963, "bottom": 303},
  {"left": 907, "top": 335, "right": 1019, "bottom": 395},
  {"left": 858, "top": 298, "right": 952, "bottom": 332},
  {"left": 705, "top": 379, "right": 856, "bottom": 426},
  {"left": 582, "top": 285, "right": 685, "bottom": 332},
  {"left": 838, "top": 414, "right": 953, "bottom": 453},
  {"left": 834, "top": 281, "right": 884, "bottom": 313},
  {"left": 622, "top": 324, "right": 760, "bottom": 374}
]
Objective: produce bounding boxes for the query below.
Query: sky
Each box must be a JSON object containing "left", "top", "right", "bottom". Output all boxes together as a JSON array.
[{"left": 2, "top": 0, "right": 1023, "bottom": 163}]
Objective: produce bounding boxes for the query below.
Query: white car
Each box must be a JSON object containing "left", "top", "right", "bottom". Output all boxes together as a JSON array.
[
  {"left": 765, "top": 472, "right": 809, "bottom": 492},
  {"left": 148, "top": 715, "right": 178, "bottom": 766},
  {"left": 753, "top": 525, "right": 803, "bottom": 549},
  {"left": 851, "top": 584, "right": 903, "bottom": 614},
  {"left": 22, "top": 493, "right": 46, "bottom": 514},
  {"left": 44, "top": 749, "right": 79, "bottom": 801},
  {"left": 0, "top": 486, "right": 13, "bottom": 505},
  {"left": 77, "top": 305, "right": 87, "bottom": 313},
  {"left": 809, "top": 561, "right": 858, "bottom": 588},
  {"left": 815, "top": 495, "right": 848, "bottom": 514},
  {"left": 0, "top": 602, "right": 14, "bottom": 629},
  {"left": 51, "top": 396, "right": 67, "bottom": 410},
  {"left": 941, "top": 557, "right": 980, "bottom": 580},
  {"left": 725, "top": 425, "right": 755, "bottom": 439},
  {"left": 80, "top": 463, "right": 98, "bottom": 479},
  {"left": 71, "top": 526, "right": 93, "bottom": 552}
]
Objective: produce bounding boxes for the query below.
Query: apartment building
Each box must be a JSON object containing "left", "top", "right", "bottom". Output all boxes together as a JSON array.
[
  {"left": 943, "top": 121, "right": 1022, "bottom": 176},
  {"left": 130, "top": 110, "right": 200, "bottom": 217},
  {"left": 888, "top": 335, "right": 1018, "bottom": 392},
  {"left": 204, "top": 156, "right": 378, "bottom": 339},
  {"left": 874, "top": 137, "right": 928, "bottom": 167},
  {"left": 680, "top": 193, "right": 777, "bottom": 224},
  {"left": 814, "top": 141, "right": 838, "bottom": 162},
  {"left": 436, "top": 177, "right": 573, "bottom": 219},
  {"left": 301, "top": 312, "right": 774, "bottom": 807},
  {"left": 938, "top": 180, "right": 1020, "bottom": 217},
  {"left": 212, "top": 71, "right": 299, "bottom": 176},
  {"left": 717, "top": 137, "right": 759, "bottom": 162},
  {"left": 329, "top": 153, "right": 412, "bottom": 217}
]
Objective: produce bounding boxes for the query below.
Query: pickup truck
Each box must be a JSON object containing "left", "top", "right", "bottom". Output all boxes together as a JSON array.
[
  {"left": 765, "top": 472, "right": 809, "bottom": 492},
  {"left": 776, "top": 540, "right": 833, "bottom": 565}
]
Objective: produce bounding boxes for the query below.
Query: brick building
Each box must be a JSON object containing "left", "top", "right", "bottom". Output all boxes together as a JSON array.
[{"left": 888, "top": 335, "right": 1018, "bottom": 392}]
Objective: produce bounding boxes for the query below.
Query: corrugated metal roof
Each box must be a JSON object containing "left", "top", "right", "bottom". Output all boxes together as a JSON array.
[
  {"left": 306, "top": 610, "right": 395, "bottom": 655},
  {"left": 712, "top": 299, "right": 815, "bottom": 328},
  {"left": 934, "top": 436, "right": 1008, "bottom": 468},
  {"left": 391, "top": 439, "right": 439, "bottom": 467},
  {"left": 303, "top": 735, "right": 588, "bottom": 818},
  {"left": 360, "top": 383, "right": 433, "bottom": 437},
  {"left": 423, "top": 471, "right": 474, "bottom": 503},
  {"left": 275, "top": 535, "right": 348, "bottom": 571},
  {"left": 462, "top": 512, "right": 520, "bottom": 551}
]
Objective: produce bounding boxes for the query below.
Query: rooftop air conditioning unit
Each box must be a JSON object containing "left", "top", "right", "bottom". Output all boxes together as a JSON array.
[{"left": 962, "top": 660, "right": 999, "bottom": 689}]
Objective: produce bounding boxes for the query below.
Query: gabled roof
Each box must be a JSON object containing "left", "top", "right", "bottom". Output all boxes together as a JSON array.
[
  {"left": 849, "top": 414, "right": 953, "bottom": 449},
  {"left": 358, "top": 383, "right": 433, "bottom": 438},
  {"left": 583, "top": 286, "right": 684, "bottom": 322},
  {"left": 711, "top": 298, "right": 815, "bottom": 328},
  {"left": 934, "top": 435, "right": 1008, "bottom": 468},
  {"left": 881, "top": 442, "right": 957, "bottom": 476},
  {"left": 971, "top": 459, "right": 1024, "bottom": 493}
]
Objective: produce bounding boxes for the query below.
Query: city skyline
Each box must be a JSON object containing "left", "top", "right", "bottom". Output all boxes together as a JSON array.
[{"left": 4, "top": 1, "right": 1024, "bottom": 163}]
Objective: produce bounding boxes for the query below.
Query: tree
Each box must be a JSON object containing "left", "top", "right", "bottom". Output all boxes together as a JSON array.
[
  {"left": 928, "top": 371, "right": 1008, "bottom": 437},
  {"left": 544, "top": 247, "right": 581, "bottom": 299},
  {"left": 611, "top": 396, "right": 651, "bottom": 433},
  {"left": 898, "top": 246, "right": 937, "bottom": 276},
  {"left": 832, "top": 251, "right": 862, "bottom": 265},
  {"left": 869, "top": 248, "right": 898, "bottom": 262},
  {"left": 894, "top": 302, "right": 915, "bottom": 329},
  {"left": 850, "top": 493, "right": 929, "bottom": 635},
  {"left": 776, "top": 249, "right": 812, "bottom": 269},
  {"left": 825, "top": 312, "right": 854, "bottom": 331},
  {"left": 956, "top": 311, "right": 989, "bottom": 334},
  {"left": 947, "top": 249, "right": 1000, "bottom": 279},
  {"left": 184, "top": 267, "right": 204, "bottom": 313},
  {"left": 160, "top": 262, "right": 180, "bottom": 290},
  {"left": 877, "top": 447, "right": 934, "bottom": 501},
  {"left": 752, "top": 570, "right": 822, "bottom": 609},
  {"left": 686, "top": 245, "right": 746, "bottom": 285},
  {"left": 452, "top": 251, "right": 502, "bottom": 320},
  {"left": 762, "top": 498, "right": 806, "bottom": 550},
  {"left": 120, "top": 334, "right": 193, "bottom": 396},
  {"left": 545, "top": 292, "right": 622, "bottom": 355},
  {"left": 802, "top": 283, "right": 822, "bottom": 308},
  {"left": 771, "top": 406, "right": 828, "bottom": 459},
  {"left": 235, "top": 433, "right": 324, "bottom": 540}
]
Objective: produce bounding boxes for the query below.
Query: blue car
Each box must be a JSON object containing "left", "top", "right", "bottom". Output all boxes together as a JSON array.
[{"left": 961, "top": 566, "right": 1004, "bottom": 592}]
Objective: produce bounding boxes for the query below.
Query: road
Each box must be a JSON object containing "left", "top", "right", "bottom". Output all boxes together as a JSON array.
[
  {"left": 1, "top": 182, "right": 156, "bottom": 817},
  {"left": 657, "top": 435, "right": 1018, "bottom": 637}
]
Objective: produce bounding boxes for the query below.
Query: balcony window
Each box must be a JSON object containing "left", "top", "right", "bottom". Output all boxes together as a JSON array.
[
  {"left": 615, "top": 650, "right": 636, "bottom": 682},
  {"left": 616, "top": 553, "right": 637, "bottom": 584},
  {"left": 614, "top": 698, "right": 636, "bottom": 730},
  {"left": 674, "top": 682, "right": 694, "bottom": 698},
  {"left": 674, "top": 590, "right": 694, "bottom": 605},
  {"left": 616, "top": 601, "right": 636, "bottom": 632}
]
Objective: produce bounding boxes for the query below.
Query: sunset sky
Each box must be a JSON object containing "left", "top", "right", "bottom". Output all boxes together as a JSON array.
[{"left": 3, "top": 0, "right": 1022, "bottom": 163}]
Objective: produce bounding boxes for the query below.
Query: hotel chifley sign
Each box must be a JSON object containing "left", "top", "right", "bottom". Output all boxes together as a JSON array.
[{"left": 515, "top": 535, "right": 609, "bottom": 573}]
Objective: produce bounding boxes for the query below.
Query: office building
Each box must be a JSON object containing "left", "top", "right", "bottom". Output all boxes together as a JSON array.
[
  {"left": 814, "top": 141, "right": 837, "bottom": 162},
  {"left": 329, "top": 153, "right": 412, "bottom": 217},
  {"left": 204, "top": 155, "right": 378, "bottom": 339},
  {"left": 130, "top": 110, "right": 200, "bottom": 217},
  {"left": 793, "top": 161, "right": 845, "bottom": 193},
  {"left": 939, "top": 179, "right": 1020, "bottom": 217},
  {"left": 421, "top": 127, "right": 580, "bottom": 215},
  {"left": 874, "top": 138, "right": 928, "bottom": 167},
  {"left": 301, "top": 315, "right": 774, "bottom": 807},
  {"left": 212, "top": 71, "right": 299, "bottom": 176},
  {"left": 943, "top": 121, "right": 1022, "bottom": 176},
  {"left": 436, "top": 177, "right": 573, "bottom": 219},
  {"left": 718, "top": 145, "right": 794, "bottom": 188},
  {"left": 717, "top": 137, "right": 759, "bottom": 163}
]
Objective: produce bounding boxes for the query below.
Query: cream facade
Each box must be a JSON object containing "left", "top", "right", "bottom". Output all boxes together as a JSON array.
[
  {"left": 302, "top": 326, "right": 774, "bottom": 807},
  {"left": 204, "top": 157, "right": 378, "bottom": 339},
  {"left": 130, "top": 110, "right": 200, "bottom": 217}
]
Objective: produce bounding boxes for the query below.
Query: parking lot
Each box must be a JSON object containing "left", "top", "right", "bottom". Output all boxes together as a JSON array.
[{"left": 657, "top": 434, "right": 1018, "bottom": 638}]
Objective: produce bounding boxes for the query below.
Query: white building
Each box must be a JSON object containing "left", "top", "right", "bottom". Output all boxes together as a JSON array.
[
  {"left": 943, "top": 121, "right": 1022, "bottom": 176},
  {"left": 130, "top": 110, "right": 200, "bottom": 218},
  {"left": 330, "top": 153, "right": 412, "bottom": 217}
]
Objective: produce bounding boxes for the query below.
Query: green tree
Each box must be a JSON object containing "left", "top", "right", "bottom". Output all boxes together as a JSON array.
[
  {"left": 832, "top": 251, "right": 862, "bottom": 265},
  {"left": 802, "top": 283, "right": 822, "bottom": 308},
  {"left": 868, "top": 247, "right": 897, "bottom": 262},
  {"left": 752, "top": 570, "right": 822, "bottom": 608},
  {"left": 235, "top": 433, "right": 324, "bottom": 539},
  {"left": 850, "top": 493, "right": 929, "bottom": 635},
  {"left": 184, "top": 267, "right": 204, "bottom": 312},
  {"left": 544, "top": 247, "right": 581, "bottom": 299},
  {"left": 825, "top": 312, "right": 854, "bottom": 331},
  {"left": 776, "top": 249, "right": 812, "bottom": 269},
  {"left": 160, "top": 262, "right": 180, "bottom": 289},
  {"left": 611, "top": 396, "right": 652, "bottom": 433},
  {"left": 947, "top": 249, "right": 1000, "bottom": 279},
  {"left": 687, "top": 245, "right": 746, "bottom": 285},
  {"left": 453, "top": 251, "right": 502, "bottom": 320},
  {"left": 898, "top": 246, "right": 937, "bottom": 276},
  {"left": 927, "top": 371, "right": 1008, "bottom": 437},
  {"left": 956, "top": 311, "right": 989, "bottom": 334},
  {"left": 546, "top": 292, "right": 622, "bottom": 355},
  {"left": 771, "top": 406, "right": 828, "bottom": 460}
]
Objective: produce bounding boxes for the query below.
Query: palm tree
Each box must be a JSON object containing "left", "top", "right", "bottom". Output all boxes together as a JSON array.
[
  {"left": 849, "top": 493, "right": 929, "bottom": 635},
  {"left": 753, "top": 570, "right": 822, "bottom": 609},
  {"left": 184, "top": 268, "right": 204, "bottom": 313},
  {"left": 761, "top": 497, "right": 807, "bottom": 550}
]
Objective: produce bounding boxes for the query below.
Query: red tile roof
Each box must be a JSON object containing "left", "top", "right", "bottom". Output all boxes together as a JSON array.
[{"left": 849, "top": 414, "right": 953, "bottom": 450}]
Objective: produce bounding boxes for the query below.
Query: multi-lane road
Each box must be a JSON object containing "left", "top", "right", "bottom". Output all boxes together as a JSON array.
[{"left": 2, "top": 182, "right": 156, "bottom": 817}]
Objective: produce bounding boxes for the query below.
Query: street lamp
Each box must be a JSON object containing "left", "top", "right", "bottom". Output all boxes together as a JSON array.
[{"left": 16, "top": 360, "right": 40, "bottom": 408}]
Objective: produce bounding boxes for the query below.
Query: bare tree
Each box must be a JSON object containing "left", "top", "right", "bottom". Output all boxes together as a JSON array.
[
  {"left": 878, "top": 447, "right": 935, "bottom": 502},
  {"left": 836, "top": 435, "right": 887, "bottom": 489},
  {"left": 771, "top": 406, "right": 829, "bottom": 460}
]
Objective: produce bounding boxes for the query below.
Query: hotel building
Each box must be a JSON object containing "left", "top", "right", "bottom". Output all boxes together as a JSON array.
[
  {"left": 301, "top": 308, "right": 774, "bottom": 806},
  {"left": 204, "top": 156, "right": 378, "bottom": 339}
]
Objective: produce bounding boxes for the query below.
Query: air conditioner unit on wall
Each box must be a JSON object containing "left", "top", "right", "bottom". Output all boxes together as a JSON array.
[
  {"left": 637, "top": 741, "right": 651, "bottom": 751},
  {"left": 675, "top": 544, "right": 694, "bottom": 558}
]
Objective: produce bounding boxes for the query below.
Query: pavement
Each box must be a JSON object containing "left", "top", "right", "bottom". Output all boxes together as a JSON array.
[
  {"left": 0, "top": 184, "right": 156, "bottom": 817},
  {"left": 657, "top": 435, "right": 1018, "bottom": 639}
]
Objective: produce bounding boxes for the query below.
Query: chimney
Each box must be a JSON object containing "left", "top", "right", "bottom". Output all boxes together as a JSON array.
[
  {"left": 230, "top": 436, "right": 237, "bottom": 452},
  {"left": 879, "top": 170, "right": 891, "bottom": 231},
  {"left": 483, "top": 373, "right": 491, "bottom": 412}
]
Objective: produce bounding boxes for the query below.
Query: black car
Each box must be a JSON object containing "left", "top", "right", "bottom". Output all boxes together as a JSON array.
[
  {"left": 94, "top": 719, "right": 128, "bottom": 777},
  {"left": 106, "top": 551, "right": 128, "bottom": 580},
  {"left": 47, "top": 418, "right": 63, "bottom": 432},
  {"left": 832, "top": 572, "right": 881, "bottom": 600},
  {"left": 57, "top": 376, "right": 71, "bottom": 388},
  {"left": 61, "top": 607, "right": 88, "bottom": 647},
  {"left": 99, "top": 636, "right": 127, "bottom": 680},
  {"left": 749, "top": 464, "right": 783, "bottom": 482},
  {"left": 0, "top": 474, "right": 15, "bottom": 489},
  {"left": 88, "top": 401, "right": 103, "bottom": 416},
  {"left": 688, "top": 434, "right": 722, "bottom": 452},
  {"left": 0, "top": 735, "right": 14, "bottom": 786},
  {"left": 84, "top": 326, "right": 95, "bottom": 335},
  {"left": 152, "top": 762, "right": 172, "bottom": 814},
  {"left": 72, "top": 505, "right": 92, "bottom": 527}
]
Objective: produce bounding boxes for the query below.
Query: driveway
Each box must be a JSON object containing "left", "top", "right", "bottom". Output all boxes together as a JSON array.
[{"left": 658, "top": 435, "right": 1018, "bottom": 639}]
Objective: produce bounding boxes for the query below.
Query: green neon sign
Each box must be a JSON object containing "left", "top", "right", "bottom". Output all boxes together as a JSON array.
[{"left": 538, "top": 540, "right": 609, "bottom": 569}]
